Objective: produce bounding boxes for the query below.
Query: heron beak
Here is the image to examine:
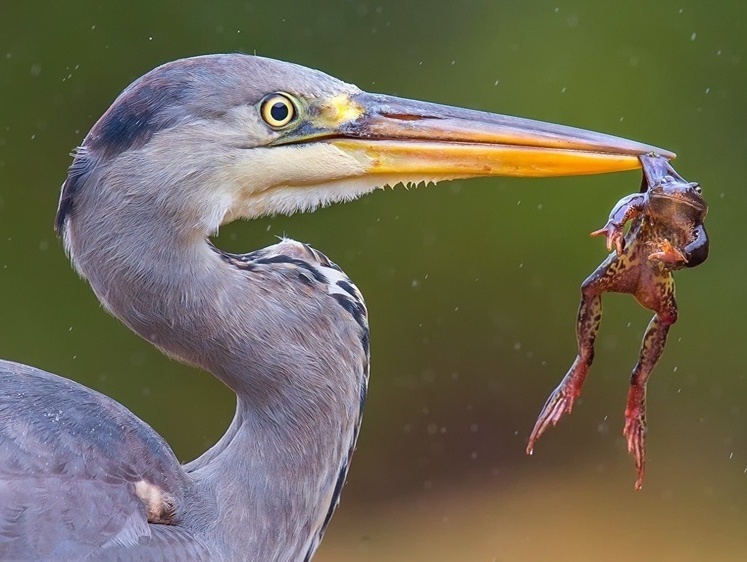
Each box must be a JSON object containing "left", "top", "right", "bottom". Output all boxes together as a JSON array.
[{"left": 311, "top": 92, "right": 673, "bottom": 180}]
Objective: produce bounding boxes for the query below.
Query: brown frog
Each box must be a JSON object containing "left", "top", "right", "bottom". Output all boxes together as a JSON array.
[{"left": 525, "top": 154, "right": 709, "bottom": 490}]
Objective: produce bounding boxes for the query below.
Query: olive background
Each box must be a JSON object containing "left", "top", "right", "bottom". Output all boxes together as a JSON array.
[{"left": 1, "top": 1, "right": 745, "bottom": 560}]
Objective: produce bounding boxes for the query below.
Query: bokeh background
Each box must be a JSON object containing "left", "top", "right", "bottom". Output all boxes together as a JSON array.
[{"left": 1, "top": 1, "right": 745, "bottom": 560}]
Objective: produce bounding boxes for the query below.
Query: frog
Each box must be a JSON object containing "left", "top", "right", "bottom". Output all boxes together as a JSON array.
[{"left": 525, "top": 154, "right": 709, "bottom": 490}]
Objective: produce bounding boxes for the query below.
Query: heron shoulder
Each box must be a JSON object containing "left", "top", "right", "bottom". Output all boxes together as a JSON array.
[{"left": 0, "top": 360, "right": 193, "bottom": 558}]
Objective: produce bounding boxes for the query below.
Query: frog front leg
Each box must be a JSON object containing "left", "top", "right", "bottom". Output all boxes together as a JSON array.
[
  {"left": 625, "top": 275, "right": 677, "bottom": 490},
  {"left": 591, "top": 193, "right": 646, "bottom": 254},
  {"left": 526, "top": 257, "right": 613, "bottom": 454}
]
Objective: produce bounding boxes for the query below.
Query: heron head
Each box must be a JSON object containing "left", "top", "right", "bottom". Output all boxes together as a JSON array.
[{"left": 56, "top": 54, "right": 673, "bottom": 238}]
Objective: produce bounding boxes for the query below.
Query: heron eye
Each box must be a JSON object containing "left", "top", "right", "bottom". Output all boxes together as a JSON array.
[{"left": 260, "top": 94, "right": 297, "bottom": 129}]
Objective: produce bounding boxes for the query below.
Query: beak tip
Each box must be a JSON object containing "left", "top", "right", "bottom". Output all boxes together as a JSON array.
[{"left": 643, "top": 147, "right": 676, "bottom": 161}]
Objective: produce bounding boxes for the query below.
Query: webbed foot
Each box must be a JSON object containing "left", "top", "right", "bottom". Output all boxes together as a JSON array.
[
  {"left": 623, "top": 386, "right": 647, "bottom": 490},
  {"left": 526, "top": 361, "right": 588, "bottom": 455}
]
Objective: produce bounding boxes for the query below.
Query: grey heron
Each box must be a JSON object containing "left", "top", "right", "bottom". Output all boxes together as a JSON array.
[{"left": 0, "top": 54, "right": 671, "bottom": 560}]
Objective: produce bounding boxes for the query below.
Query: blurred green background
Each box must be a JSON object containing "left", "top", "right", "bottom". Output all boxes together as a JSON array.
[{"left": 1, "top": 1, "right": 745, "bottom": 560}]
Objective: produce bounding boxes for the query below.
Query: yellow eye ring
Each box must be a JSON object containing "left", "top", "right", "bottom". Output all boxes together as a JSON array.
[{"left": 260, "top": 93, "right": 297, "bottom": 129}]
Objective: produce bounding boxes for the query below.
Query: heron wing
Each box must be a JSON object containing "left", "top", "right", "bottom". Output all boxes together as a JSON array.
[{"left": 0, "top": 359, "right": 207, "bottom": 560}]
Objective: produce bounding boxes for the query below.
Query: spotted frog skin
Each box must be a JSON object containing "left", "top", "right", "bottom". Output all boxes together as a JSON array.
[{"left": 526, "top": 154, "right": 709, "bottom": 490}]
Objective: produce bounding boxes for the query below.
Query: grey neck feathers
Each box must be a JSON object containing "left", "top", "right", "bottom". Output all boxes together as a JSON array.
[{"left": 63, "top": 167, "right": 365, "bottom": 560}]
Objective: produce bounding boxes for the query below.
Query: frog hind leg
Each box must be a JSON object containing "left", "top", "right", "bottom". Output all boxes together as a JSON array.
[
  {"left": 625, "top": 276, "right": 678, "bottom": 490},
  {"left": 526, "top": 264, "right": 609, "bottom": 454}
]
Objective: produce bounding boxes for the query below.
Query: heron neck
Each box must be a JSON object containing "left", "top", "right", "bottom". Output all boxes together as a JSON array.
[
  {"left": 66, "top": 194, "right": 364, "bottom": 560},
  {"left": 187, "top": 393, "right": 359, "bottom": 559}
]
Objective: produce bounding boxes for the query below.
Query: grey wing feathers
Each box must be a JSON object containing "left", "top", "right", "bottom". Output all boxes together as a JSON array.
[
  {"left": 83, "top": 525, "right": 211, "bottom": 561},
  {"left": 0, "top": 360, "right": 204, "bottom": 560}
]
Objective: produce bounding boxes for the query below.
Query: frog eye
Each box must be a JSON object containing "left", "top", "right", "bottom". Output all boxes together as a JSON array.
[
  {"left": 690, "top": 182, "right": 702, "bottom": 194},
  {"left": 260, "top": 93, "right": 299, "bottom": 129}
]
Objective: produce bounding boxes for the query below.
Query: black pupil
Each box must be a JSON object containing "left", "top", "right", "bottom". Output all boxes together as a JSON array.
[{"left": 270, "top": 101, "right": 290, "bottom": 122}]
